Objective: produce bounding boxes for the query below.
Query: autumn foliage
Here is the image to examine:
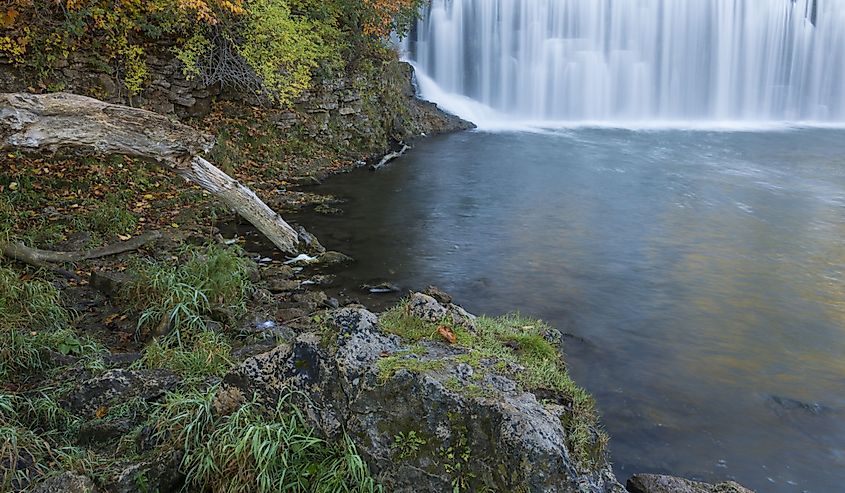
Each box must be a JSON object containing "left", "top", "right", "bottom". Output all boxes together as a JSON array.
[{"left": 0, "top": 0, "right": 425, "bottom": 102}]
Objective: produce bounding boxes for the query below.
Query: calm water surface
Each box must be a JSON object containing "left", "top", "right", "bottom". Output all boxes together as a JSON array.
[{"left": 291, "top": 128, "right": 845, "bottom": 492}]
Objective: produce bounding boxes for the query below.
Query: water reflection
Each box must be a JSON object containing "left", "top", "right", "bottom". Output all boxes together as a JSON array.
[{"left": 291, "top": 128, "right": 845, "bottom": 493}]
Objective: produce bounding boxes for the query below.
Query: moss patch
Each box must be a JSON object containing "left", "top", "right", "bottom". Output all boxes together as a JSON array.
[{"left": 378, "top": 302, "right": 608, "bottom": 471}]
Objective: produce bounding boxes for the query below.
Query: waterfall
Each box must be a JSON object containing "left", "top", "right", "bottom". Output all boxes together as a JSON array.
[{"left": 403, "top": 0, "right": 845, "bottom": 126}]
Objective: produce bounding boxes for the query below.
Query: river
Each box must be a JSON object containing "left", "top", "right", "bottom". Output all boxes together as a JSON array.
[{"left": 291, "top": 127, "right": 845, "bottom": 493}]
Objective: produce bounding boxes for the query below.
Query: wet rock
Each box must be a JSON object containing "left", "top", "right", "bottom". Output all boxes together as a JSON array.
[
  {"left": 301, "top": 274, "right": 336, "bottom": 287},
  {"left": 261, "top": 263, "right": 296, "bottom": 280},
  {"left": 106, "top": 448, "right": 184, "bottom": 493},
  {"left": 313, "top": 251, "right": 354, "bottom": 269},
  {"left": 424, "top": 285, "right": 452, "bottom": 304},
  {"left": 297, "top": 226, "right": 326, "bottom": 254},
  {"left": 626, "top": 474, "right": 754, "bottom": 493},
  {"left": 63, "top": 369, "right": 179, "bottom": 417},
  {"left": 89, "top": 271, "right": 132, "bottom": 298},
  {"left": 31, "top": 472, "right": 99, "bottom": 493},
  {"left": 216, "top": 305, "right": 621, "bottom": 493},
  {"left": 408, "top": 292, "right": 477, "bottom": 331},
  {"left": 767, "top": 395, "right": 827, "bottom": 416},
  {"left": 363, "top": 282, "right": 400, "bottom": 294},
  {"left": 266, "top": 278, "right": 301, "bottom": 293}
]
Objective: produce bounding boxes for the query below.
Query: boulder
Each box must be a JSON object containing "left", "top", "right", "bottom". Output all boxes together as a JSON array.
[
  {"left": 89, "top": 271, "right": 132, "bottom": 298},
  {"left": 63, "top": 369, "right": 179, "bottom": 416},
  {"left": 31, "top": 472, "right": 99, "bottom": 493},
  {"left": 215, "top": 305, "right": 622, "bottom": 493},
  {"left": 626, "top": 474, "right": 755, "bottom": 493},
  {"left": 106, "top": 448, "right": 184, "bottom": 493},
  {"left": 408, "top": 292, "right": 477, "bottom": 331}
]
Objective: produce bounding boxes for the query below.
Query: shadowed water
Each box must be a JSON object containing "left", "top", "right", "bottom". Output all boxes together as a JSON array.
[{"left": 291, "top": 128, "right": 845, "bottom": 493}]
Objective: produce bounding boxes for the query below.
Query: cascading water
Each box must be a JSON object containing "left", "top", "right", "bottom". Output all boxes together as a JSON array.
[{"left": 403, "top": 0, "right": 845, "bottom": 126}]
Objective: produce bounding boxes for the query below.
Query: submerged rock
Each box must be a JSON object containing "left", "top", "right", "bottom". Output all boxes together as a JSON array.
[
  {"left": 215, "top": 302, "right": 622, "bottom": 492},
  {"left": 626, "top": 474, "right": 754, "bottom": 493}
]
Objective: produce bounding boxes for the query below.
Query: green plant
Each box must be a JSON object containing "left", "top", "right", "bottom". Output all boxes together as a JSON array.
[
  {"left": 139, "top": 330, "right": 233, "bottom": 381},
  {"left": 392, "top": 430, "right": 426, "bottom": 459},
  {"left": 126, "top": 244, "right": 255, "bottom": 345},
  {"left": 378, "top": 302, "right": 608, "bottom": 470},
  {"left": 152, "top": 388, "right": 382, "bottom": 492}
]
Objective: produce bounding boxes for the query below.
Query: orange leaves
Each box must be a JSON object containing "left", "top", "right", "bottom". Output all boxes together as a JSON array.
[
  {"left": 361, "top": 0, "right": 418, "bottom": 37},
  {"left": 176, "top": 0, "right": 245, "bottom": 24},
  {"left": 0, "top": 8, "right": 18, "bottom": 27},
  {"left": 437, "top": 325, "right": 457, "bottom": 344}
]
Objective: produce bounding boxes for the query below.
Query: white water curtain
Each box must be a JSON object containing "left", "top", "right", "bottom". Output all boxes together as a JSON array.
[{"left": 405, "top": 0, "right": 845, "bottom": 122}]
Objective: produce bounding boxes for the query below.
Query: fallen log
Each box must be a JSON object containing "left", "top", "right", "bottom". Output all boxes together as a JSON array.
[
  {"left": 0, "top": 232, "right": 161, "bottom": 278},
  {"left": 371, "top": 143, "right": 410, "bottom": 170},
  {"left": 0, "top": 92, "right": 301, "bottom": 253}
]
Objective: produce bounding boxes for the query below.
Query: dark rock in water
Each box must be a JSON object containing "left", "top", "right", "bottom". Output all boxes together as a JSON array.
[
  {"left": 297, "top": 225, "right": 326, "bottom": 254},
  {"left": 767, "top": 395, "right": 827, "bottom": 416},
  {"left": 106, "top": 448, "right": 184, "bottom": 493},
  {"left": 424, "top": 285, "right": 452, "bottom": 304},
  {"left": 626, "top": 474, "right": 754, "bottom": 493},
  {"left": 363, "top": 281, "right": 400, "bottom": 294},
  {"left": 301, "top": 274, "right": 336, "bottom": 287},
  {"left": 215, "top": 304, "right": 622, "bottom": 493},
  {"left": 31, "top": 472, "right": 99, "bottom": 493},
  {"left": 313, "top": 251, "right": 354, "bottom": 269},
  {"left": 63, "top": 369, "right": 179, "bottom": 417},
  {"left": 89, "top": 270, "right": 132, "bottom": 298}
]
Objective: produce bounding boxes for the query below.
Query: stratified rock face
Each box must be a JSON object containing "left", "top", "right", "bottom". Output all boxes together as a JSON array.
[
  {"left": 216, "top": 302, "right": 623, "bottom": 493},
  {"left": 626, "top": 474, "right": 755, "bottom": 493}
]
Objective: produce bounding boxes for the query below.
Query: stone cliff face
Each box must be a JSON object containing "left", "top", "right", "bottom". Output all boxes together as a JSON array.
[{"left": 0, "top": 49, "right": 471, "bottom": 161}]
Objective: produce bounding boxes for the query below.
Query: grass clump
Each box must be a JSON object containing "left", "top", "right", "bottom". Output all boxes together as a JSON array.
[
  {"left": 0, "top": 391, "right": 83, "bottom": 491},
  {"left": 153, "top": 388, "right": 382, "bottom": 493},
  {"left": 379, "top": 302, "right": 608, "bottom": 470},
  {"left": 138, "top": 330, "right": 233, "bottom": 382},
  {"left": 0, "top": 267, "right": 102, "bottom": 380},
  {"left": 126, "top": 244, "right": 255, "bottom": 343}
]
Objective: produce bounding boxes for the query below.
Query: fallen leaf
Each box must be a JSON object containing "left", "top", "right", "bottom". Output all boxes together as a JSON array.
[
  {"left": 117, "top": 234, "right": 131, "bottom": 241},
  {"left": 95, "top": 406, "right": 109, "bottom": 419},
  {"left": 437, "top": 325, "right": 457, "bottom": 344}
]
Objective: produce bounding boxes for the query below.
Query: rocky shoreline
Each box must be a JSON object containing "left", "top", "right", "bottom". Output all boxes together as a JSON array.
[{"left": 0, "top": 53, "right": 755, "bottom": 493}]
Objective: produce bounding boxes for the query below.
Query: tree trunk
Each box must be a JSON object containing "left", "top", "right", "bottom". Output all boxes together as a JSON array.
[{"left": 0, "top": 92, "right": 302, "bottom": 253}]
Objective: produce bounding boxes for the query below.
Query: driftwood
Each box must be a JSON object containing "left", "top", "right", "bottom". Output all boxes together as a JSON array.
[
  {"left": 0, "top": 231, "right": 161, "bottom": 278},
  {"left": 371, "top": 143, "right": 410, "bottom": 170},
  {"left": 0, "top": 92, "right": 301, "bottom": 253}
]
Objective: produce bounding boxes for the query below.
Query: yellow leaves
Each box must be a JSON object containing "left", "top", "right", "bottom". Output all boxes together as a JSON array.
[{"left": 0, "top": 8, "right": 18, "bottom": 27}]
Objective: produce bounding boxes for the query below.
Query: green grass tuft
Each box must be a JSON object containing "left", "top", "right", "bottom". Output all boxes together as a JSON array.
[
  {"left": 152, "top": 388, "right": 382, "bottom": 493},
  {"left": 125, "top": 244, "right": 255, "bottom": 345},
  {"left": 0, "top": 267, "right": 103, "bottom": 380},
  {"left": 138, "top": 330, "right": 233, "bottom": 382}
]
